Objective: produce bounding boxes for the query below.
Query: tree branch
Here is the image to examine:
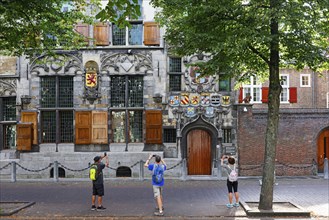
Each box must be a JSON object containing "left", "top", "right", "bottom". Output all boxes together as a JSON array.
[{"left": 248, "top": 44, "right": 270, "bottom": 65}]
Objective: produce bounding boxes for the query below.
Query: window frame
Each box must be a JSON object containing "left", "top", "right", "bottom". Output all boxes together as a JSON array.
[
  {"left": 280, "top": 74, "right": 289, "bottom": 103},
  {"left": 300, "top": 74, "right": 311, "bottom": 87},
  {"left": 242, "top": 76, "right": 262, "bottom": 103}
]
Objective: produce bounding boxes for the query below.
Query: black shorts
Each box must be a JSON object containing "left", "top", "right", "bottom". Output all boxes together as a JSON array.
[
  {"left": 93, "top": 184, "right": 104, "bottom": 196},
  {"left": 226, "top": 179, "right": 238, "bottom": 193}
]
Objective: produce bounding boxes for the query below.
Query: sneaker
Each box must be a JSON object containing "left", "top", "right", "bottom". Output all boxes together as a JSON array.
[
  {"left": 155, "top": 207, "right": 164, "bottom": 211},
  {"left": 154, "top": 211, "right": 164, "bottom": 216},
  {"left": 226, "top": 203, "right": 233, "bottom": 208},
  {"left": 91, "top": 205, "right": 96, "bottom": 211},
  {"left": 97, "top": 206, "right": 106, "bottom": 211},
  {"left": 234, "top": 202, "right": 240, "bottom": 207}
]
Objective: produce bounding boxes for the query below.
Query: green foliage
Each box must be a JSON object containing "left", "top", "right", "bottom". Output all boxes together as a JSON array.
[
  {"left": 0, "top": 0, "right": 141, "bottom": 57},
  {"left": 0, "top": 0, "right": 93, "bottom": 57},
  {"left": 152, "top": 0, "right": 329, "bottom": 78}
]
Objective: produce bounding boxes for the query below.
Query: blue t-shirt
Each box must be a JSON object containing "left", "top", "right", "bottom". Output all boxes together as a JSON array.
[{"left": 148, "top": 164, "right": 166, "bottom": 186}]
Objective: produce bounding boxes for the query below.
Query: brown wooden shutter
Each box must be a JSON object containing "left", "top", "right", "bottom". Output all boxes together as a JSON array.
[
  {"left": 289, "top": 87, "right": 297, "bottom": 103},
  {"left": 262, "top": 87, "right": 269, "bottom": 103},
  {"left": 94, "top": 23, "right": 109, "bottom": 46},
  {"left": 145, "top": 110, "right": 162, "bottom": 144},
  {"left": 75, "top": 23, "right": 89, "bottom": 42},
  {"left": 91, "top": 111, "right": 108, "bottom": 144},
  {"left": 238, "top": 87, "right": 243, "bottom": 103},
  {"left": 21, "top": 111, "right": 38, "bottom": 145},
  {"left": 75, "top": 111, "right": 91, "bottom": 144},
  {"left": 16, "top": 123, "right": 33, "bottom": 151},
  {"left": 144, "top": 22, "right": 160, "bottom": 46}
]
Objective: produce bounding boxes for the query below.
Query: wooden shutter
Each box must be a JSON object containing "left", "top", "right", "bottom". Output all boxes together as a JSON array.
[
  {"left": 145, "top": 110, "right": 162, "bottom": 144},
  {"left": 144, "top": 22, "right": 160, "bottom": 46},
  {"left": 75, "top": 23, "right": 89, "bottom": 42},
  {"left": 238, "top": 87, "right": 243, "bottom": 103},
  {"left": 262, "top": 87, "right": 269, "bottom": 103},
  {"left": 21, "top": 111, "right": 38, "bottom": 145},
  {"left": 75, "top": 111, "right": 91, "bottom": 144},
  {"left": 91, "top": 111, "right": 108, "bottom": 144},
  {"left": 16, "top": 123, "right": 33, "bottom": 151},
  {"left": 94, "top": 23, "right": 109, "bottom": 46},
  {"left": 289, "top": 87, "right": 297, "bottom": 103}
]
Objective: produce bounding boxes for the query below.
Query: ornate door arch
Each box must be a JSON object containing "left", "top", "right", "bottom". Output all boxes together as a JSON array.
[{"left": 317, "top": 127, "right": 329, "bottom": 172}]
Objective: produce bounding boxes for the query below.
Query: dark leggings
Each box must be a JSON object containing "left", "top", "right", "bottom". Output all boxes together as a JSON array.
[{"left": 227, "top": 179, "right": 238, "bottom": 193}]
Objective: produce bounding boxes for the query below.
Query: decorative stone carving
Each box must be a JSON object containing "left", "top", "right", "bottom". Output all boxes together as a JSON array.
[
  {"left": 100, "top": 52, "right": 153, "bottom": 75},
  {"left": 30, "top": 52, "right": 83, "bottom": 75},
  {"left": 83, "top": 60, "right": 100, "bottom": 104},
  {"left": 0, "top": 79, "right": 17, "bottom": 96}
]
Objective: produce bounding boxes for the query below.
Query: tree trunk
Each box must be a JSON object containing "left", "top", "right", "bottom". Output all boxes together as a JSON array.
[{"left": 258, "top": 0, "right": 281, "bottom": 210}]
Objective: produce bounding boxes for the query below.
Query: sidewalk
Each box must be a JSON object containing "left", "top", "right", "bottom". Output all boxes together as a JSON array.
[{"left": 0, "top": 177, "right": 328, "bottom": 219}]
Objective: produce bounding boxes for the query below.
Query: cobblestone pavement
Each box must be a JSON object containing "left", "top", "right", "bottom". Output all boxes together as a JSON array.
[{"left": 0, "top": 177, "right": 328, "bottom": 220}]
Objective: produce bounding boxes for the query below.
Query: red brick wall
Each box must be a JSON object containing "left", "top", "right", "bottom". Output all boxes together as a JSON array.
[{"left": 237, "top": 105, "right": 329, "bottom": 176}]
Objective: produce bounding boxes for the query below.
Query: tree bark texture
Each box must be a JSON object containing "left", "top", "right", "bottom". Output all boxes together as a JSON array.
[{"left": 258, "top": 0, "right": 281, "bottom": 210}]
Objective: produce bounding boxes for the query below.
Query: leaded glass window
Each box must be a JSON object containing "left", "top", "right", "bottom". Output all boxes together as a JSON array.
[
  {"left": 40, "top": 76, "right": 74, "bottom": 143},
  {"left": 219, "top": 79, "right": 231, "bottom": 92},
  {"left": 169, "top": 75, "right": 181, "bottom": 91},
  {"left": 4, "top": 124, "right": 16, "bottom": 149},
  {"left": 110, "top": 76, "right": 126, "bottom": 107},
  {"left": 112, "top": 24, "right": 126, "bottom": 46},
  {"left": 129, "top": 23, "right": 143, "bottom": 45},
  {"left": 110, "top": 75, "right": 144, "bottom": 143},
  {"left": 169, "top": 57, "right": 181, "bottom": 72},
  {"left": 112, "top": 111, "right": 126, "bottom": 143},
  {"left": 129, "top": 111, "right": 142, "bottom": 142},
  {"left": 2, "top": 97, "right": 16, "bottom": 121},
  {"left": 128, "top": 76, "right": 143, "bottom": 107}
]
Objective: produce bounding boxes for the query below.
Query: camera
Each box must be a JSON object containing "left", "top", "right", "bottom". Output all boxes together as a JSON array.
[
  {"left": 104, "top": 152, "right": 107, "bottom": 156},
  {"left": 152, "top": 154, "right": 156, "bottom": 157}
]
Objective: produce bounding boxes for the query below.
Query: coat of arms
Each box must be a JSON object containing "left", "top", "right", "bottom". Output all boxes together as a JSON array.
[
  {"left": 200, "top": 93, "right": 210, "bottom": 106},
  {"left": 86, "top": 72, "right": 97, "bottom": 87},
  {"left": 180, "top": 93, "right": 189, "bottom": 106},
  {"left": 169, "top": 95, "right": 180, "bottom": 106},
  {"left": 190, "top": 93, "right": 200, "bottom": 106}
]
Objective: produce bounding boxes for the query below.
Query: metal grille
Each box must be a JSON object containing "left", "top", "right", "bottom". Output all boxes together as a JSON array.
[
  {"left": 223, "top": 129, "right": 232, "bottom": 143},
  {"left": 112, "top": 24, "right": 126, "bottom": 45},
  {"left": 59, "top": 77, "right": 73, "bottom": 107},
  {"left": 111, "top": 111, "right": 126, "bottom": 143},
  {"left": 128, "top": 76, "right": 143, "bottom": 107},
  {"left": 169, "top": 74, "right": 181, "bottom": 91},
  {"left": 129, "top": 111, "right": 143, "bottom": 142},
  {"left": 169, "top": 57, "right": 181, "bottom": 72},
  {"left": 4, "top": 124, "right": 16, "bottom": 149},
  {"left": 41, "top": 111, "right": 56, "bottom": 143},
  {"left": 110, "top": 76, "right": 126, "bottom": 107},
  {"left": 128, "top": 23, "right": 143, "bottom": 45},
  {"left": 2, "top": 97, "right": 16, "bottom": 121},
  {"left": 41, "top": 77, "right": 56, "bottom": 108},
  {"left": 164, "top": 128, "right": 176, "bottom": 143},
  {"left": 60, "top": 111, "right": 73, "bottom": 142}
]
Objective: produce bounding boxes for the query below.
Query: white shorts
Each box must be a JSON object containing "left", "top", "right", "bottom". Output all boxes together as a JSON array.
[{"left": 153, "top": 185, "right": 163, "bottom": 198}]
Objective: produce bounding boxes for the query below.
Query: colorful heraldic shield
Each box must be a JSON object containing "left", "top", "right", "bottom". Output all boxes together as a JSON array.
[
  {"left": 222, "top": 96, "right": 230, "bottom": 106},
  {"left": 86, "top": 72, "right": 97, "bottom": 87},
  {"left": 186, "top": 106, "right": 196, "bottom": 117},
  {"left": 201, "top": 93, "right": 210, "bottom": 106},
  {"left": 169, "top": 95, "right": 180, "bottom": 106},
  {"left": 190, "top": 93, "right": 200, "bottom": 106},
  {"left": 180, "top": 93, "right": 189, "bottom": 106},
  {"left": 210, "top": 94, "right": 221, "bottom": 106},
  {"left": 205, "top": 106, "right": 214, "bottom": 118}
]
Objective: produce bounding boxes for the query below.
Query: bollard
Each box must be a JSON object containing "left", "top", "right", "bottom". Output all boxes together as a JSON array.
[
  {"left": 139, "top": 160, "right": 144, "bottom": 181},
  {"left": 11, "top": 161, "right": 16, "bottom": 182},
  {"left": 324, "top": 158, "right": 328, "bottom": 180},
  {"left": 53, "top": 161, "right": 59, "bottom": 182},
  {"left": 217, "top": 159, "right": 222, "bottom": 179},
  {"left": 181, "top": 158, "right": 187, "bottom": 180}
]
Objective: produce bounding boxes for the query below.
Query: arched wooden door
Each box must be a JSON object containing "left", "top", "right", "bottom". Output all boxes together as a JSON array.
[
  {"left": 187, "top": 129, "right": 211, "bottom": 175},
  {"left": 317, "top": 128, "right": 329, "bottom": 172}
]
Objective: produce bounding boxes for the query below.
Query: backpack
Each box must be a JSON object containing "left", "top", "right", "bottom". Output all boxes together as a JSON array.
[
  {"left": 228, "top": 165, "right": 238, "bottom": 182},
  {"left": 89, "top": 164, "right": 98, "bottom": 181},
  {"left": 152, "top": 164, "right": 164, "bottom": 184}
]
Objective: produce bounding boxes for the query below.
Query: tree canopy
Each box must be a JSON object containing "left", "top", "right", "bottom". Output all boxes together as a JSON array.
[
  {"left": 0, "top": 0, "right": 140, "bottom": 57},
  {"left": 151, "top": 0, "right": 329, "bottom": 210}
]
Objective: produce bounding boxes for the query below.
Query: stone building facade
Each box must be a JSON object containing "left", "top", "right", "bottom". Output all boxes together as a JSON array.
[{"left": 0, "top": 1, "right": 328, "bottom": 179}]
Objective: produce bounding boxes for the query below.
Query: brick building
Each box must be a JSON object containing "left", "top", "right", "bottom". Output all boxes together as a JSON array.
[{"left": 0, "top": 1, "right": 328, "bottom": 179}]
